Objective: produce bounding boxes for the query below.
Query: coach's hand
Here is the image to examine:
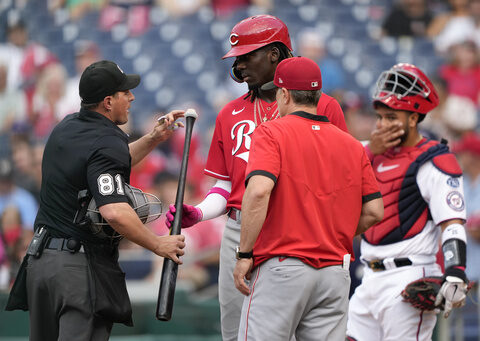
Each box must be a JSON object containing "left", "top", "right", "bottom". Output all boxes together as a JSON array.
[
  {"left": 154, "top": 235, "right": 186, "bottom": 264},
  {"left": 165, "top": 204, "right": 202, "bottom": 228},
  {"left": 151, "top": 110, "right": 185, "bottom": 143},
  {"left": 435, "top": 276, "right": 468, "bottom": 318},
  {"left": 234, "top": 259, "right": 253, "bottom": 296},
  {"left": 369, "top": 122, "right": 404, "bottom": 155}
]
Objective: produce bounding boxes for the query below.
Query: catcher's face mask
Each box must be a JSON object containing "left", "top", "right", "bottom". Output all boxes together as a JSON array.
[{"left": 85, "top": 184, "right": 163, "bottom": 240}]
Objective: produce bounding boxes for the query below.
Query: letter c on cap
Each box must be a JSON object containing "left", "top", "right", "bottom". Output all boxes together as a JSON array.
[{"left": 230, "top": 33, "right": 239, "bottom": 46}]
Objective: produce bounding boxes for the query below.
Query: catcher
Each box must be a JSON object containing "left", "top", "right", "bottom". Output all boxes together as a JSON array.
[{"left": 347, "top": 63, "right": 470, "bottom": 341}]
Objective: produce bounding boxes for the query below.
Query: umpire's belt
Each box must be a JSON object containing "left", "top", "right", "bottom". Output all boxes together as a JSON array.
[
  {"left": 228, "top": 208, "right": 241, "bottom": 223},
  {"left": 366, "top": 257, "right": 412, "bottom": 271},
  {"left": 45, "top": 237, "right": 85, "bottom": 253}
]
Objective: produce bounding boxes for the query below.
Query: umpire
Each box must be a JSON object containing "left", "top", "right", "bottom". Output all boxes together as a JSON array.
[{"left": 5, "top": 60, "right": 186, "bottom": 340}]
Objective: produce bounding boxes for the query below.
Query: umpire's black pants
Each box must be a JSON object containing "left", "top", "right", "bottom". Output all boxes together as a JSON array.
[{"left": 26, "top": 249, "right": 112, "bottom": 341}]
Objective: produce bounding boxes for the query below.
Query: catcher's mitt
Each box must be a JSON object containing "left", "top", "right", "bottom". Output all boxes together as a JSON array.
[
  {"left": 401, "top": 276, "right": 444, "bottom": 311},
  {"left": 401, "top": 276, "right": 474, "bottom": 311}
]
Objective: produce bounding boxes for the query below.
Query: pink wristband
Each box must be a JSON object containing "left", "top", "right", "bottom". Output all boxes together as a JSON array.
[{"left": 206, "top": 187, "right": 230, "bottom": 201}]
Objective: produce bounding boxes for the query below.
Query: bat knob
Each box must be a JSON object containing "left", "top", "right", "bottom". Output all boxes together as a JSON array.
[{"left": 185, "top": 108, "right": 198, "bottom": 120}]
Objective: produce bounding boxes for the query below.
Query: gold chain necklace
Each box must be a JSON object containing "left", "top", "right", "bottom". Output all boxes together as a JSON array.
[{"left": 254, "top": 97, "right": 279, "bottom": 127}]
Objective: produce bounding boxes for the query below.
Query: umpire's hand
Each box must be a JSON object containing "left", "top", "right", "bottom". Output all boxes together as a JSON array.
[
  {"left": 152, "top": 110, "right": 185, "bottom": 143},
  {"left": 154, "top": 235, "right": 186, "bottom": 264},
  {"left": 234, "top": 259, "right": 253, "bottom": 296}
]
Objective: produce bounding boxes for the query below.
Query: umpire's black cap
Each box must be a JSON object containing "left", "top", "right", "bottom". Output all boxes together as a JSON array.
[{"left": 79, "top": 60, "right": 140, "bottom": 104}]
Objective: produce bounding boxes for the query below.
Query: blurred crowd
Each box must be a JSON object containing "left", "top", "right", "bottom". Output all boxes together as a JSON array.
[{"left": 0, "top": 0, "right": 479, "bottom": 303}]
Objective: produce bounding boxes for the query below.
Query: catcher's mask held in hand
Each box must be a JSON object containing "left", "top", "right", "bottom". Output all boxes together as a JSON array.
[{"left": 79, "top": 184, "right": 163, "bottom": 240}]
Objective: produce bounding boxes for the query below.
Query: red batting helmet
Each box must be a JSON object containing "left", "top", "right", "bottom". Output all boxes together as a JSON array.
[
  {"left": 222, "top": 15, "right": 292, "bottom": 59},
  {"left": 373, "top": 63, "right": 439, "bottom": 114}
]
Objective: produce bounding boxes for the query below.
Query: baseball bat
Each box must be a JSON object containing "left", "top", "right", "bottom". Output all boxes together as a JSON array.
[{"left": 156, "top": 108, "right": 198, "bottom": 321}]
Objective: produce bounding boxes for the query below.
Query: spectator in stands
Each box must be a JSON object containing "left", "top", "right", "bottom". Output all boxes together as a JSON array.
[
  {"left": 0, "top": 11, "right": 58, "bottom": 121},
  {"left": 452, "top": 132, "right": 480, "bottom": 282},
  {"left": 10, "top": 134, "right": 41, "bottom": 201},
  {"left": 99, "top": 0, "right": 152, "bottom": 36},
  {"left": 30, "top": 63, "right": 68, "bottom": 139},
  {"left": 155, "top": 0, "right": 210, "bottom": 18},
  {"left": 0, "top": 158, "right": 38, "bottom": 231},
  {"left": 0, "top": 205, "right": 31, "bottom": 289},
  {"left": 438, "top": 40, "right": 480, "bottom": 106},
  {"left": 428, "top": 0, "right": 474, "bottom": 53},
  {"left": 421, "top": 77, "right": 450, "bottom": 140},
  {"left": 149, "top": 171, "right": 223, "bottom": 289},
  {"left": 57, "top": 40, "right": 101, "bottom": 120},
  {"left": 0, "top": 63, "right": 26, "bottom": 134},
  {"left": 211, "top": 0, "right": 272, "bottom": 18},
  {"left": 49, "top": 0, "right": 105, "bottom": 21},
  {"left": 296, "top": 28, "right": 345, "bottom": 93},
  {"left": 470, "top": 0, "right": 480, "bottom": 47},
  {"left": 155, "top": 0, "right": 272, "bottom": 18},
  {"left": 381, "top": 0, "right": 433, "bottom": 37},
  {"left": 442, "top": 95, "right": 478, "bottom": 141},
  {"left": 0, "top": 12, "right": 28, "bottom": 91}
]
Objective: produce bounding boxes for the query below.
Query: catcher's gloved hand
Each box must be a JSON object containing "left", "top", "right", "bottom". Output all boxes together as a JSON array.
[
  {"left": 401, "top": 276, "right": 443, "bottom": 311},
  {"left": 165, "top": 204, "right": 202, "bottom": 228},
  {"left": 401, "top": 276, "right": 472, "bottom": 318},
  {"left": 435, "top": 276, "right": 468, "bottom": 318}
]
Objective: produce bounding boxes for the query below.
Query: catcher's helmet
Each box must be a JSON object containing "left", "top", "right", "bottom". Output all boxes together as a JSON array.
[
  {"left": 222, "top": 15, "right": 292, "bottom": 59},
  {"left": 373, "top": 63, "right": 439, "bottom": 115},
  {"left": 85, "top": 184, "right": 163, "bottom": 240}
]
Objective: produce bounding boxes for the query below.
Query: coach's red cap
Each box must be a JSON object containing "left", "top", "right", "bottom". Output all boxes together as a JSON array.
[
  {"left": 452, "top": 132, "right": 480, "bottom": 156},
  {"left": 261, "top": 56, "right": 322, "bottom": 91}
]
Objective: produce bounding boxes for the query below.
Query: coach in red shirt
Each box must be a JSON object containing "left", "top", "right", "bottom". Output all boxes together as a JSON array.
[{"left": 233, "top": 57, "right": 384, "bottom": 341}]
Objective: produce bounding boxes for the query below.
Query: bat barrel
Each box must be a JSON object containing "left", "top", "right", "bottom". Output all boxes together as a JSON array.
[{"left": 156, "top": 258, "right": 178, "bottom": 320}]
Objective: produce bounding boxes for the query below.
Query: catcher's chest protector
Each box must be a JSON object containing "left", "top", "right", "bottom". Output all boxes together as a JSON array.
[{"left": 364, "top": 140, "right": 454, "bottom": 245}]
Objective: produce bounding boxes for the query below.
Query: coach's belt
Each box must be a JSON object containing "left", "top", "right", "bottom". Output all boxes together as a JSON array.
[
  {"left": 228, "top": 208, "right": 241, "bottom": 223},
  {"left": 45, "top": 237, "right": 85, "bottom": 253},
  {"left": 367, "top": 257, "right": 412, "bottom": 271}
]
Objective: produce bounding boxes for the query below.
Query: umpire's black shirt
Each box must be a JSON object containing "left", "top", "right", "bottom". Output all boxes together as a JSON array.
[{"left": 34, "top": 109, "right": 131, "bottom": 240}]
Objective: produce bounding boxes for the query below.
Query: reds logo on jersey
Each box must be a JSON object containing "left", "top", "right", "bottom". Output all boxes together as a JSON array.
[{"left": 231, "top": 120, "right": 255, "bottom": 162}]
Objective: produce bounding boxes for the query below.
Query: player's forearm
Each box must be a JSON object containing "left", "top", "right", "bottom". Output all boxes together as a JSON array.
[
  {"left": 356, "top": 197, "right": 384, "bottom": 235},
  {"left": 240, "top": 177, "right": 273, "bottom": 251},
  {"left": 239, "top": 195, "right": 267, "bottom": 252},
  {"left": 356, "top": 215, "right": 379, "bottom": 236},
  {"left": 440, "top": 219, "right": 468, "bottom": 281},
  {"left": 196, "top": 180, "right": 232, "bottom": 220}
]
